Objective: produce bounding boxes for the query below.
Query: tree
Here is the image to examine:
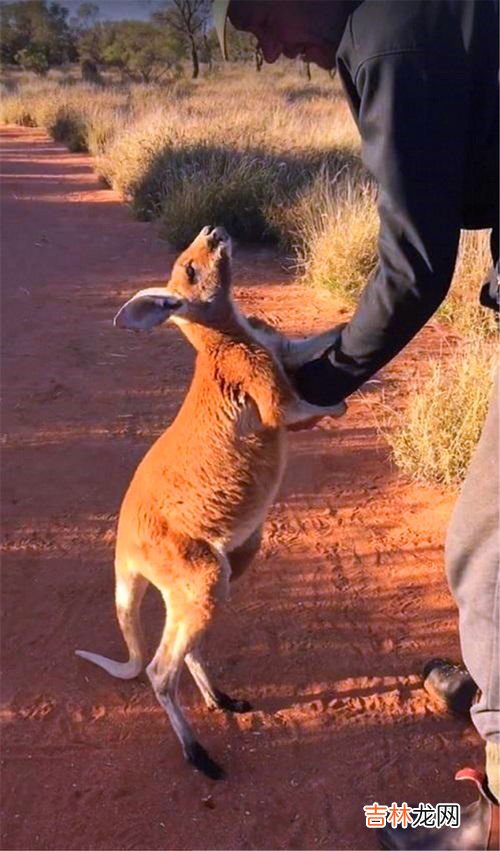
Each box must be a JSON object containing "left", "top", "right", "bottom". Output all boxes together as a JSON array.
[
  {"left": 96, "top": 21, "right": 183, "bottom": 83},
  {"left": 153, "top": 0, "right": 210, "bottom": 79},
  {"left": 15, "top": 44, "right": 50, "bottom": 75},
  {"left": 223, "top": 22, "right": 261, "bottom": 71},
  {"left": 76, "top": 20, "right": 107, "bottom": 66},
  {"left": 0, "top": 1, "right": 76, "bottom": 67},
  {"left": 71, "top": 1, "right": 99, "bottom": 33},
  {"left": 255, "top": 44, "right": 264, "bottom": 72},
  {"left": 68, "top": 3, "right": 103, "bottom": 80}
]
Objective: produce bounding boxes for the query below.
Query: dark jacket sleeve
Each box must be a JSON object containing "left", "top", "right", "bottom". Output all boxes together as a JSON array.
[{"left": 295, "top": 49, "right": 468, "bottom": 406}]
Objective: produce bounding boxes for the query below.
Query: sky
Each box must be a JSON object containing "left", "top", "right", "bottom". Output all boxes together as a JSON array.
[{"left": 0, "top": 0, "right": 166, "bottom": 21}]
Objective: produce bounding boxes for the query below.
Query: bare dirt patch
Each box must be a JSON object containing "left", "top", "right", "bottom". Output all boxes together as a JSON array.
[{"left": 1, "top": 127, "right": 481, "bottom": 851}]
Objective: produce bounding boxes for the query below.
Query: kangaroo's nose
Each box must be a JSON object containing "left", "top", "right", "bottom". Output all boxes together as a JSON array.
[
  {"left": 206, "top": 226, "right": 229, "bottom": 249},
  {"left": 200, "top": 224, "right": 217, "bottom": 237},
  {"left": 211, "top": 226, "right": 228, "bottom": 242},
  {"left": 199, "top": 225, "right": 228, "bottom": 242}
]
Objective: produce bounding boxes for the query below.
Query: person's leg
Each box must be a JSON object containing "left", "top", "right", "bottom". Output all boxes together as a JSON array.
[{"left": 445, "top": 370, "right": 499, "bottom": 787}]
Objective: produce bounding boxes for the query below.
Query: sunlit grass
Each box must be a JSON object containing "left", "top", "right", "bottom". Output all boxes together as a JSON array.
[
  {"left": 383, "top": 340, "right": 495, "bottom": 486},
  {"left": 1, "top": 65, "right": 496, "bottom": 487},
  {"left": 287, "top": 169, "right": 378, "bottom": 299},
  {"left": 439, "top": 230, "right": 497, "bottom": 339},
  {"left": 0, "top": 67, "right": 360, "bottom": 244}
]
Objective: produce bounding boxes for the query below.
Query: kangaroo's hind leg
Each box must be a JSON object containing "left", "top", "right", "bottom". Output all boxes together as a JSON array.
[
  {"left": 76, "top": 560, "right": 148, "bottom": 679},
  {"left": 147, "top": 539, "right": 229, "bottom": 780}
]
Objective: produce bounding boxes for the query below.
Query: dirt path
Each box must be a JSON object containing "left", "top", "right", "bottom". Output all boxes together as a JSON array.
[{"left": 1, "top": 126, "right": 481, "bottom": 851}]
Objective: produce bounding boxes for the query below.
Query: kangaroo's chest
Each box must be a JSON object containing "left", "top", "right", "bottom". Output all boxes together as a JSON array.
[
  {"left": 127, "top": 334, "right": 291, "bottom": 550},
  {"left": 130, "top": 384, "right": 286, "bottom": 546}
]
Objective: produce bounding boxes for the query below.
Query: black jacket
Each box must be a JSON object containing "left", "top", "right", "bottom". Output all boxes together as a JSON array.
[{"left": 296, "top": 0, "right": 499, "bottom": 406}]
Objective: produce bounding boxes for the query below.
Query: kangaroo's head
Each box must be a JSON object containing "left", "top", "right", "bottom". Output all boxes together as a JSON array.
[{"left": 114, "top": 226, "right": 232, "bottom": 332}]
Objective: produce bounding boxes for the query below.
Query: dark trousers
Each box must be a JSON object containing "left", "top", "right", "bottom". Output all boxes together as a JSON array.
[{"left": 445, "top": 371, "right": 499, "bottom": 743}]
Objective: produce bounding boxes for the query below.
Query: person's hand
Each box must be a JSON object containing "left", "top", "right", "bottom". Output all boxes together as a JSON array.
[
  {"left": 286, "top": 399, "right": 347, "bottom": 432},
  {"left": 292, "top": 347, "right": 345, "bottom": 407},
  {"left": 285, "top": 323, "right": 347, "bottom": 428}
]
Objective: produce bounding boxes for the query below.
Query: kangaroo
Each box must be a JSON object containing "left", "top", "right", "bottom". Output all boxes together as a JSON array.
[{"left": 76, "top": 226, "right": 345, "bottom": 779}]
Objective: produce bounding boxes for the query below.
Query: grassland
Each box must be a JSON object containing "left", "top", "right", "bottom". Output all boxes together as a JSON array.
[{"left": 1, "top": 64, "right": 495, "bottom": 485}]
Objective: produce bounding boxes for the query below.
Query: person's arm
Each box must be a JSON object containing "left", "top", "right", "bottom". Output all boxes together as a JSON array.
[{"left": 294, "top": 49, "right": 468, "bottom": 406}]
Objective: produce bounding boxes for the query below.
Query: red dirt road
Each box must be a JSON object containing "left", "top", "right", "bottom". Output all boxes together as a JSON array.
[{"left": 1, "top": 126, "right": 482, "bottom": 851}]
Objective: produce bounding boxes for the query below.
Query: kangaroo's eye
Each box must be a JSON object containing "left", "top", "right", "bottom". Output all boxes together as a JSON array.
[{"left": 185, "top": 262, "right": 196, "bottom": 283}]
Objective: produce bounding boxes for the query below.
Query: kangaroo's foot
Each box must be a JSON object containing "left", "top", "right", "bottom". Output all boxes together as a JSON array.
[
  {"left": 211, "top": 689, "right": 253, "bottom": 713},
  {"left": 184, "top": 740, "right": 226, "bottom": 780},
  {"left": 185, "top": 650, "right": 253, "bottom": 713}
]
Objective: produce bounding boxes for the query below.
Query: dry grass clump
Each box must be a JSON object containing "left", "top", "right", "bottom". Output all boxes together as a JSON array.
[
  {"left": 287, "top": 170, "right": 378, "bottom": 299},
  {"left": 0, "top": 79, "right": 46, "bottom": 125},
  {"left": 440, "top": 230, "right": 497, "bottom": 339},
  {"left": 1, "top": 68, "right": 360, "bottom": 245},
  {"left": 0, "top": 97, "right": 38, "bottom": 126},
  {"left": 158, "top": 147, "right": 361, "bottom": 248},
  {"left": 159, "top": 152, "right": 282, "bottom": 245},
  {"left": 2, "top": 66, "right": 496, "bottom": 488},
  {"left": 384, "top": 340, "right": 495, "bottom": 486},
  {"left": 0, "top": 78, "right": 127, "bottom": 154},
  {"left": 84, "top": 106, "right": 128, "bottom": 156},
  {"left": 50, "top": 105, "right": 89, "bottom": 151},
  {"left": 95, "top": 109, "right": 180, "bottom": 216},
  {"left": 385, "top": 230, "right": 496, "bottom": 485},
  {"left": 96, "top": 79, "right": 360, "bottom": 239}
]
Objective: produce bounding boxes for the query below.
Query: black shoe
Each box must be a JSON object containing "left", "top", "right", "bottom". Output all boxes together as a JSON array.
[
  {"left": 423, "top": 658, "right": 478, "bottom": 718},
  {"left": 377, "top": 768, "right": 499, "bottom": 850}
]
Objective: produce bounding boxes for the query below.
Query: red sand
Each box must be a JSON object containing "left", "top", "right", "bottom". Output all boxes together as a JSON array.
[{"left": 0, "top": 126, "right": 482, "bottom": 851}]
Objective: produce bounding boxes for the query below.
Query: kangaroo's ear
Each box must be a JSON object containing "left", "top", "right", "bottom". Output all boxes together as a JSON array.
[{"left": 114, "top": 288, "right": 183, "bottom": 331}]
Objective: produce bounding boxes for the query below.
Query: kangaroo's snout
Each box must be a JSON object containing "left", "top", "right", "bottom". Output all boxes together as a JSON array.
[{"left": 198, "top": 225, "right": 231, "bottom": 256}]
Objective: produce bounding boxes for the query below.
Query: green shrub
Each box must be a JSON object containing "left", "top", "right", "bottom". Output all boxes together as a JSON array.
[
  {"left": 50, "top": 107, "right": 88, "bottom": 151},
  {"left": 159, "top": 153, "right": 280, "bottom": 246}
]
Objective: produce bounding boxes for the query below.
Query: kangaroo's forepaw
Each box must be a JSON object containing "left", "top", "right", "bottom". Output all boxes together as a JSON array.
[
  {"left": 213, "top": 690, "right": 253, "bottom": 713},
  {"left": 185, "top": 741, "right": 225, "bottom": 780}
]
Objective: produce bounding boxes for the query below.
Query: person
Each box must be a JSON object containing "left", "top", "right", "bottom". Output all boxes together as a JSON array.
[{"left": 213, "top": 2, "right": 499, "bottom": 848}]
